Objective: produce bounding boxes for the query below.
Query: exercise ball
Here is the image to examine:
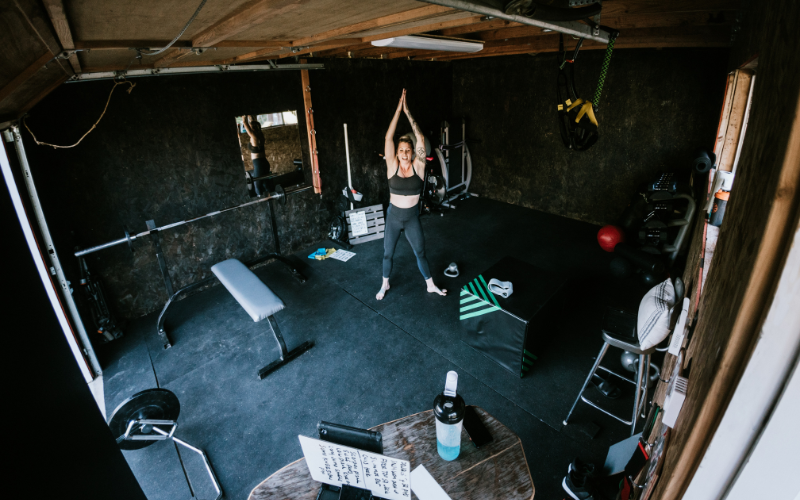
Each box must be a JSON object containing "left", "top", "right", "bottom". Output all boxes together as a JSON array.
[
  {"left": 598, "top": 225, "right": 625, "bottom": 252},
  {"left": 609, "top": 257, "right": 632, "bottom": 278},
  {"left": 620, "top": 351, "right": 637, "bottom": 372}
]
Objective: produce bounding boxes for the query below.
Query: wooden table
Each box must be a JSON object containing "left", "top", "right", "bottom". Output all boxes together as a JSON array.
[{"left": 249, "top": 407, "right": 535, "bottom": 500}]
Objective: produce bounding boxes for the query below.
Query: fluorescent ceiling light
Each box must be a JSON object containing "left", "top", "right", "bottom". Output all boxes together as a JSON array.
[{"left": 371, "top": 36, "right": 483, "bottom": 53}]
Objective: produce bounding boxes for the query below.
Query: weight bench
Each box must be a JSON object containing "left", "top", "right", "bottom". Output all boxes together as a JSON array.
[{"left": 211, "top": 259, "right": 314, "bottom": 380}]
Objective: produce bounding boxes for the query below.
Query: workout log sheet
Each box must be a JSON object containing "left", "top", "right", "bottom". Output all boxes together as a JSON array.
[{"left": 298, "top": 435, "right": 411, "bottom": 500}]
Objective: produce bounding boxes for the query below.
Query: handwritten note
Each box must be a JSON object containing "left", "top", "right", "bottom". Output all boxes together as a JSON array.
[
  {"left": 349, "top": 211, "right": 369, "bottom": 237},
  {"left": 298, "top": 435, "right": 411, "bottom": 500}
]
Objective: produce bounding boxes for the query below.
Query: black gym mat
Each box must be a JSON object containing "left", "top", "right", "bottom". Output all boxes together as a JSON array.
[{"left": 100, "top": 197, "right": 653, "bottom": 500}]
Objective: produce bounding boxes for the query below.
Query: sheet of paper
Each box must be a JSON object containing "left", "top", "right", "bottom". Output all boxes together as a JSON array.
[
  {"left": 298, "top": 435, "right": 411, "bottom": 500},
  {"left": 349, "top": 211, "right": 369, "bottom": 237},
  {"left": 668, "top": 297, "right": 690, "bottom": 355},
  {"left": 329, "top": 249, "right": 355, "bottom": 262},
  {"left": 602, "top": 432, "right": 643, "bottom": 476},
  {"left": 411, "top": 465, "right": 451, "bottom": 500}
]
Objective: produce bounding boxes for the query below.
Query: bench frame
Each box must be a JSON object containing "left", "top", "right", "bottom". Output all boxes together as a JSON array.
[{"left": 258, "top": 316, "right": 314, "bottom": 380}]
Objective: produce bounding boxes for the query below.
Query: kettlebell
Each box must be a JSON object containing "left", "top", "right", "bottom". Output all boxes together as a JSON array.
[{"left": 633, "top": 359, "right": 661, "bottom": 389}]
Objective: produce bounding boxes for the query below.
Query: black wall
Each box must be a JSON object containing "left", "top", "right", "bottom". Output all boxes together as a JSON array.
[
  {"left": 452, "top": 48, "right": 729, "bottom": 225},
  {"left": 22, "top": 59, "right": 452, "bottom": 320},
  {"left": 20, "top": 50, "right": 727, "bottom": 321},
  {"left": 2, "top": 140, "right": 146, "bottom": 499}
]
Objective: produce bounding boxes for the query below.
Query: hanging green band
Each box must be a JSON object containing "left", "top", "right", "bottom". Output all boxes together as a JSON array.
[{"left": 593, "top": 37, "right": 615, "bottom": 108}]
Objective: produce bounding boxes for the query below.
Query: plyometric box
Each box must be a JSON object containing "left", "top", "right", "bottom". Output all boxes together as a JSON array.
[
  {"left": 345, "top": 204, "right": 385, "bottom": 245},
  {"left": 460, "top": 256, "right": 569, "bottom": 377}
]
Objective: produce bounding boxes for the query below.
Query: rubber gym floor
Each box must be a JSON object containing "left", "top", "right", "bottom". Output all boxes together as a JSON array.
[{"left": 99, "top": 196, "right": 659, "bottom": 500}]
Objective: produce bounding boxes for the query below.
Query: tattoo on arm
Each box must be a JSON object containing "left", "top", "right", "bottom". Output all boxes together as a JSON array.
[
  {"left": 410, "top": 119, "right": 423, "bottom": 136},
  {"left": 417, "top": 147, "right": 425, "bottom": 159}
]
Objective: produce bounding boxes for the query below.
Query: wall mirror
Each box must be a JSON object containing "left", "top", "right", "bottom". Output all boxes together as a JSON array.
[{"left": 235, "top": 111, "right": 305, "bottom": 196}]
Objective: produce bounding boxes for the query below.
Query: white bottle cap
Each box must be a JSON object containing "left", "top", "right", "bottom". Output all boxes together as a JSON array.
[{"left": 444, "top": 371, "right": 458, "bottom": 397}]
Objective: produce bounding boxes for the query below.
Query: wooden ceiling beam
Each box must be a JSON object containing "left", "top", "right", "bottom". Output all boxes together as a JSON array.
[
  {"left": 339, "top": 46, "right": 412, "bottom": 59},
  {"left": 473, "top": 10, "right": 735, "bottom": 42},
  {"left": 311, "top": 42, "right": 372, "bottom": 59},
  {"left": 192, "top": 0, "right": 306, "bottom": 48},
  {"left": 0, "top": 51, "right": 53, "bottom": 104},
  {"left": 222, "top": 47, "right": 289, "bottom": 65},
  {"left": 386, "top": 48, "right": 434, "bottom": 60},
  {"left": 603, "top": 10, "right": 735, "bottom": 30},
  {"left": 290, "top": 5, "right": 454, "bottom": 46},
  {"left": 41, "top": 0, "right": 80, "bottom": 72},
  {"left": 72, "top": 40, "right": 292, "bottom": 50},
  {"left": 428, "top": 46, "right": 541, "bottom": 62},
  {"left": 415, "top": 24, "right": 731, "bottom": 61},
  {"left": 11, "top": 0, "right": 71, "bottom": 76},
  {"left": 358, "top": 14, "right": 482, "bottom": 42},
  {"left": 16, "top": 72, "right": 69, "bottom": 118},
  {"left": 74, "top": 40, "right": 192, "bottom": 50},
  {"left": 81, "top": 63, "right": 156, "bottom": 73},
  {"left": 208, "top": 7, "right": 481, "bottom": 67},
  {"left": 222, "top": 38, "right": 361, "bottom": 65},
  {"left": 274, "top": 39, "right": 364, "bottom": 60},
  {"left": 433, "top": 1, "right": 736, "bottom": 39},
  {"left": 216, "top": 40, "right": 291, "bottom": 48},
  {"left": 269, "top": 13, "right": 483, "bottom": 62},
  {"left": 152, "top": 49, "right": 194, "bottom": 68},
  {"left": 601, "top": 0, "right": 739, "bottom": 18},
  {"left": 439, "top": 18, "right": 517, "bottom": 37}
]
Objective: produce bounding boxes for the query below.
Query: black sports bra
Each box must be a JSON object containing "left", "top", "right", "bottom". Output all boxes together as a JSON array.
[
  {"left": 388, "top": 165, "right": 423, "bottom": 196},
  {"left": 248, "top": 142, "right": 265, "bottom": 155}
]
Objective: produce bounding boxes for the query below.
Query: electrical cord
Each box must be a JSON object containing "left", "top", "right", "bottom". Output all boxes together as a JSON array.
[
  {"left": 138, "top": 0, "right": 208, "bottom": 56},
  {"left": 24, "top": 80, "right": 136, "bottom": 149}
]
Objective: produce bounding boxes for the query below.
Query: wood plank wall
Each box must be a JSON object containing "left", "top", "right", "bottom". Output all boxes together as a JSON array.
[{"left": 651, "top": 0, "right": 800, "bottom": 497}]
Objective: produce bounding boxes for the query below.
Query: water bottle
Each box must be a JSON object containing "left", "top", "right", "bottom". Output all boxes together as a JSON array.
[{"left": 433, "top": 371, "right": 465, "bottom": 461}]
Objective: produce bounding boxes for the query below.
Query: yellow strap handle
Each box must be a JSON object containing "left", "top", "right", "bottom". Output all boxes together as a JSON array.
[{"left": 566, "top": 99, "right": 598, "bottom": 128}]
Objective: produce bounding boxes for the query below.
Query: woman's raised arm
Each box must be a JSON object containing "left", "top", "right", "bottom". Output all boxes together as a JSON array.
[
  {"left": 385, "top": 90, "right": 405, "bottom": 172},
  {"left": 402, "top": 93, "right": 426, "bottom": 175},
  {"left": 242, "top": 116, "right": 258, "bottom": 145}
]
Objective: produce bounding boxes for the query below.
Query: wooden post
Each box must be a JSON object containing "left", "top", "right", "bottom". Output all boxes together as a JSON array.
[
  {"left": 300, "top": 60, "right": 321, "bottom": 194},
  {"left": 716, "top": 69, "right": 754, "bottom": 172}
]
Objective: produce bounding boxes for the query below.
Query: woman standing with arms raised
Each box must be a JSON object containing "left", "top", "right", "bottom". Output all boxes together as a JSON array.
[
  {"left": 377, "top": 90, "right": 446, "bottom": 300},
  {"left": 242, "top": 115, "right": 270, "bottom": 196}
]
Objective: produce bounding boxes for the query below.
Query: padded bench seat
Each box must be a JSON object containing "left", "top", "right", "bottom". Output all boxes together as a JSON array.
[
  {"left": 211, "top": 259, "right": 285, "bottom": 322},
  {"left": 209, "top": 258, "right": 314, "bottom": 380}
]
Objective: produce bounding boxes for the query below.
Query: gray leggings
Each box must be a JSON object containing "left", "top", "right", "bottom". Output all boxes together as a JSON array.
[{"left": 383, "top": 204, "right": 431, "bottom": 279}]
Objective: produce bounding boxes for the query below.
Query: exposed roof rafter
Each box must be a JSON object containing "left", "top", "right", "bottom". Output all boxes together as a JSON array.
[{"left": 41, "top": 0, "right": 81, "bottom": 73}]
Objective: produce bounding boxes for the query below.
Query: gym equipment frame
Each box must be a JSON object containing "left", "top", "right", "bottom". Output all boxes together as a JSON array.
[
  {"left": 74, "top": 183, "right": 311, "bottom": 349},
  {"left": 109, "top": 389, "right": 222, "bottom": 500},
  {"left": 434, "top": 119, "right": 473, "bottom": 205}
]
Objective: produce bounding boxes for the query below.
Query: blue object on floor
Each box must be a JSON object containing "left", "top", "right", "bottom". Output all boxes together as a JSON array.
[{"left": 308, "top": 248, "right": 327, "bottom": 259}]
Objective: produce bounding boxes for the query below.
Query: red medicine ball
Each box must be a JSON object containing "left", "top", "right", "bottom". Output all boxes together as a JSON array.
[{"left": 597, "top": 225, "right": 625, "bottom": 252}]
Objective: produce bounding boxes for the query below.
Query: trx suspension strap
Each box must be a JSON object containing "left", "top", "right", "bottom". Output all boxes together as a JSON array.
[{"left": 556, "top": 29, "right": 619, "bottom": 151}]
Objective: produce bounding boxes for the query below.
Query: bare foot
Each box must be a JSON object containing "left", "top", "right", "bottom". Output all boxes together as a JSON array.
[
  {"left": 376, "top": 279, "right": 390, "bottom": 300},
  {"left": 425, "top": 278, "right": 447, "bottom": 296}
]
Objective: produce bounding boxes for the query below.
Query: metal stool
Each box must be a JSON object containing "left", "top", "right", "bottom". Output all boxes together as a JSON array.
[{"left": 563, "top": 308, "right": 654, "bottom": 436}]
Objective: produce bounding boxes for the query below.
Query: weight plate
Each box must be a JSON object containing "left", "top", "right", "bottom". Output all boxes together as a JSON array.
[
  {"left": 108, "top": 388, "right": 180, "bottom": 450},
  {"left": 124, "top": 227, "right": 134, "bottom": 253},
  {"left": 275, "top": 185, "right": 287, "bottom": 206}
]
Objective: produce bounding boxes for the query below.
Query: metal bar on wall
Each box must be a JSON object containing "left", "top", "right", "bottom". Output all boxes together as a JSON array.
[
  {"left": 8, "top": 126, "right": 101, "bottom": 378},
  {"left": 67, "top": 63, "right": 325, "bottom": 82},
  {"left": 300, "top": 59, "right": 321, "bottom": 194}
]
